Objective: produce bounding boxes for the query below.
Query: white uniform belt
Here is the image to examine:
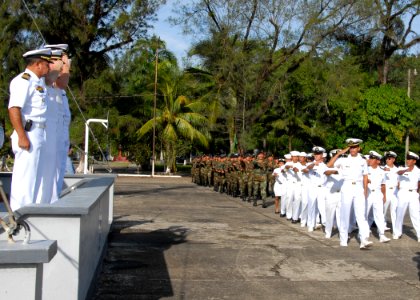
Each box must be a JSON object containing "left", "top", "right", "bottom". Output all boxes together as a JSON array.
[
  {"left": 400, "top": 188, "right": 417, "bottom": 192},
  {"left": 344, "top": 180, "right": 362, "bottom": 185},
  {"left": 23, "top": 120, "right": 46, "bottom": 129},
  {"left": 32, "top": 122, "right": 46, "bottom": 129}
]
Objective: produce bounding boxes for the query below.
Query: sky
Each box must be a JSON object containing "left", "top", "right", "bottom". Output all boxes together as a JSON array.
[{"left": 150, "top": 0, "right": 192, "bottom": 65}]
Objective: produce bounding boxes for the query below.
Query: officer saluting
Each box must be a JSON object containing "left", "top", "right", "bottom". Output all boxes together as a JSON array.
[
  {"left": 8, "top": 48, "right": 53, "bottom": 211},
  {"left": 327, "top": 138, "right": 373, "bottom": 249}
]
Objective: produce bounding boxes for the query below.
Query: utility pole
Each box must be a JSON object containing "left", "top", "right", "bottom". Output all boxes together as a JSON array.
[
  {"left": 152, "top": 41, "right": 159, "bottom": 177},
  {"left": 405, "top": 68, "right": 417, "bottom": 165}
]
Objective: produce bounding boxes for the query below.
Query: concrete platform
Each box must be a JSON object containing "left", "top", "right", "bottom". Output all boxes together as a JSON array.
[{"left": 91, "top": 177, "right": 420, "bottom": 299}]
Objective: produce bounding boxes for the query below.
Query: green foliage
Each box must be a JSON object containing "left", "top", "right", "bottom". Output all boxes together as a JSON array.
[{"left": 347, "top": 85, "right": 416, "bottom": 153}]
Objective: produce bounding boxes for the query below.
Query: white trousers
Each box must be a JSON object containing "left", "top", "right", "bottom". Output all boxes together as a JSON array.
[
  {"left": 339, "top": 181, "right": 370, "bottom": 245},
  {"left": 394, "top": 189, "right": 420, "bottom": 239},
  {"left": 55, "top": 120, "right": 68, "bottom": 201},
  {"left": 10, "top": 127, "right": 46, "bottom": 211},
  {"left": 281, "top": 182, "right": 291, "bottom": 216},
  {"left": 366, "top": 190, "right": 386, "bottom": 235},
  {"left": 291, "top": 183, "right": 302, "bottom": 221},
  {"left": 300, "top": 185, "right": 309, "bottom": 226},
  {"left": 307, "top": 185, "right": 325, "bottom": 229},
  {"left": 285, "top": 182, "right": 295, "bottom": 219},
  {"left": 384, "top": 187, "right": 398, "bottom": 231},
  {"left": 36, "top": 119, "right": 58, "bottom": 204},
  {"left": 325, "top": 190, "right": 341, "bottom": 236}
]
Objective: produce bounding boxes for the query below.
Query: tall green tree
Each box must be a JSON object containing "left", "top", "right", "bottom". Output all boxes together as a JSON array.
[
  {"left": 137, "top": 61, "right": 209, "bottom": 171},
  {"left": 0, "top": 0, "right": 164, "bottom": 89}
]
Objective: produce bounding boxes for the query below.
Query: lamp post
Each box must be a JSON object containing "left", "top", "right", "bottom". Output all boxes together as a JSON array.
[
  {"left": 84, "top": 118, "right": 108, "bottom": 174},
  {"left": 405, "top": 68, "right": 417, "bottom": 165},
  {"left": 152, "top": 41, "right": 159, "bottom": 178}
]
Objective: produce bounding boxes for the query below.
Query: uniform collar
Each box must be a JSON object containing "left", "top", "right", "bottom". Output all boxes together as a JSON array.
[{"left": 24, "top": 68, "right": 41, "bottom": 81}]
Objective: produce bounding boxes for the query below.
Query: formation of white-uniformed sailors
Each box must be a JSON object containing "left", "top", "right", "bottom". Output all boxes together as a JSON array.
[
  {"left": 193, "top": 138, "right": 420, "bottom": 249},
  {"left": 8, "top": 45, "right": 71, "bottom": 211}
]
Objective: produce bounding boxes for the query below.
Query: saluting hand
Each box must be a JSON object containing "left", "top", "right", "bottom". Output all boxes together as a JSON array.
[{"left": 338, "top": 147, "right": 350, "bottom": 155}]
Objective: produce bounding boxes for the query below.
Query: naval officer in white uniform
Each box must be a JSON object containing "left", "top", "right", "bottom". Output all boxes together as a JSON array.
[
  {"left": 393, "top": 151, "right": 420, "bottom": 242},
  {"left": 327, "top": 138, "right": 373, "bottom": 249},
  {"left": 8, "top": 48, "right": 52, "bottom": 211},
  {"left": 382, "top": 151, "right": 399, "bottom": 232},
  {"left": 366, "top": 151, "right": 390, "bottom": 243},
  {"left": 36, "top": 49, "right": 65, "bottom": 204},
  {"left": 44, "top": 44, "right": 71, "bottom": 200}
]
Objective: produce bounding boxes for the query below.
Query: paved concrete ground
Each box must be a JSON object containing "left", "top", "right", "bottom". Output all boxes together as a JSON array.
[{"left": 92, "top": 176, "right": 420, "bottom": 300}]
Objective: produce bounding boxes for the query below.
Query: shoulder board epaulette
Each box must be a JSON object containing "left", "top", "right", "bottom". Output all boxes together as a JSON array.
[{"left": 21, "top": 73, "right": 31, "bottom": 80}]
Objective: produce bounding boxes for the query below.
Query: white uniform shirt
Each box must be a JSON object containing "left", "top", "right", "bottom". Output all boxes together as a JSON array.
[
  {"left": 62, "top": 90, "right": 71, "bottom": 137},
  {"left": 273, "top": 167, "right": 285, "bottom": 184},
  {"left": 398, "top": 165, "right": 420, "bottom": 190},
  {"left": 285, "top": 162, "right": 302, "bottom": 183},
  {"left": 324, "top": 167, "right": 343, "bottom": 193},
  {"left": 367, "top": 166, "right": 385, "bottom": 191},
  {"left": 46, "top": 86, "right": 61, "bottom": 127},
  {"left": 383, "top": 165, "right": 399, "bottom": 188},
  {"left": 310, "top": 162, "right": 327, "bottom": 187},
  {"left": 8, "top": 69, "right": 47, "bottom": 123},
  {"left": 334, "top": 155, "right": 368, "bottom": 182}
]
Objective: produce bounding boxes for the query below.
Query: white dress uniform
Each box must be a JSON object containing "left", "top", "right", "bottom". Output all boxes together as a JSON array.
[
  {"left": 299, "top": 164, "right": 310, "bottom": 227},
  {"left": 291, "top": 161, "right": 304, "bottom": 222},
  {"left": 394, "top": 165, "right": 420, "bottom": 240},
  {"left": 36, "top": 86, "right": 61, "bottom": 204},
  {"left": 284, "top": 161, "right": 299, "bottom": 219},
  {"left": 55, "top": 89, "right": 70, "bottom": 199},
  {"left": 324, "top": 168, "right": 343, "bottom": 238},
  {"left": 383, "top": 164, "right": 399, "bottom": 231},
  {"left": 366, "top": 165, "right": 387, "bottom": 238},
  {"left": 273, "top": 167, "right": 284, "bottom": 196},
  {"left": 334, "top": 154, "right": 370, "bottom": 246},
  {"left": 9, "top": 69, "right": 47, "bottom": 210},
  {"left": 306, "top": 162, "right": 327, "bottom": 231},
  {"left": 279, "top": 162, "right": 289, "bottom": 216}
]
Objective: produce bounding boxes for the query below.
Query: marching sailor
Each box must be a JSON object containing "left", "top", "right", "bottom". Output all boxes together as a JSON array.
[
  {"left": 327, "top": 138, "right": 373, "bottom": 249},
  {"left": 393, "top": 151, "right": 420, "bottom": 242}
]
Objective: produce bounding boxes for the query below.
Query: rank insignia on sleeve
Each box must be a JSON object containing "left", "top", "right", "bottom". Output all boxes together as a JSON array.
[
  {"left": 36, "top": 86, "right": 45, "bottom": 93},
  {"left": 21, "top": 73, "right": 31, "bottom": 80}
]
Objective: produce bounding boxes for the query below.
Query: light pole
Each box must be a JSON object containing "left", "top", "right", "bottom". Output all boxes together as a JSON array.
[
  {"left": 152, "top": 42, "right": 159, "bottom": 177},
  {"left": 405, "top": 68, "right": 417, "bottom": 165},
  {"left": 84, "top": 118, "right": 108, "bottom": 174}
]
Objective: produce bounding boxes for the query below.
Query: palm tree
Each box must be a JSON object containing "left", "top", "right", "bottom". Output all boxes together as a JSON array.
[{"left": 137, "top": 61, "right": 209, "bottom": 172}]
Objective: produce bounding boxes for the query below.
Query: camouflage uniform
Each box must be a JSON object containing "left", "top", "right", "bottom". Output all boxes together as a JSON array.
[{"left": 252, "top": 157, "right": 268, "bottom": 207}]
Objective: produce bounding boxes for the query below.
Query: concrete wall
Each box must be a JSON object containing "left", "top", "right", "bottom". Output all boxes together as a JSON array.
[{"left": 0, "top": 174, "right": 115, "bottom": 300}]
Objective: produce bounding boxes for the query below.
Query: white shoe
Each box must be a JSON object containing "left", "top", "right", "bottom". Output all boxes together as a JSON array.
[
  {"left": 340, "top": 242, "right": 348, "bottom": 247},
  {"left": 308, "top": 227, "right": 314, "bottom": 232},
  {"left": 360, "top": 240, "right": 373, "bottom": 249},
  {"left": 315, "top": 223, "right": 322, "bottom": 229},
  {"left": 392, "top": 234, "right": 401, "bottom": 240},
  {"left": 379, "top": 235, "right": 390, "bottom": 243},
  {"left": 325, "top": 234, "right": 331, "bottom": 239},
  {"left": 384, "top": 226, "right": 391, "bottom": 231},
  {"left": 300, "top": 223, "right": 306, "bottom": 228}
]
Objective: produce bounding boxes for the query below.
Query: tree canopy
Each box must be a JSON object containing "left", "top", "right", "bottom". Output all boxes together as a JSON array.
[{"left": 1, "top": 0, "right": 420, "bottom": 169}]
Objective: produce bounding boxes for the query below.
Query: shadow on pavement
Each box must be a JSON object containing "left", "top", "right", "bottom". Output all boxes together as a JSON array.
[
  {"left": 91, "top": 220, "right": 189, "bottom": 300},
  {"left": 115, "top": 185, "right": 196, "bottom": 196},
  {"left": 414, "top": 252, "right": 420, "bottom": 281}
]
